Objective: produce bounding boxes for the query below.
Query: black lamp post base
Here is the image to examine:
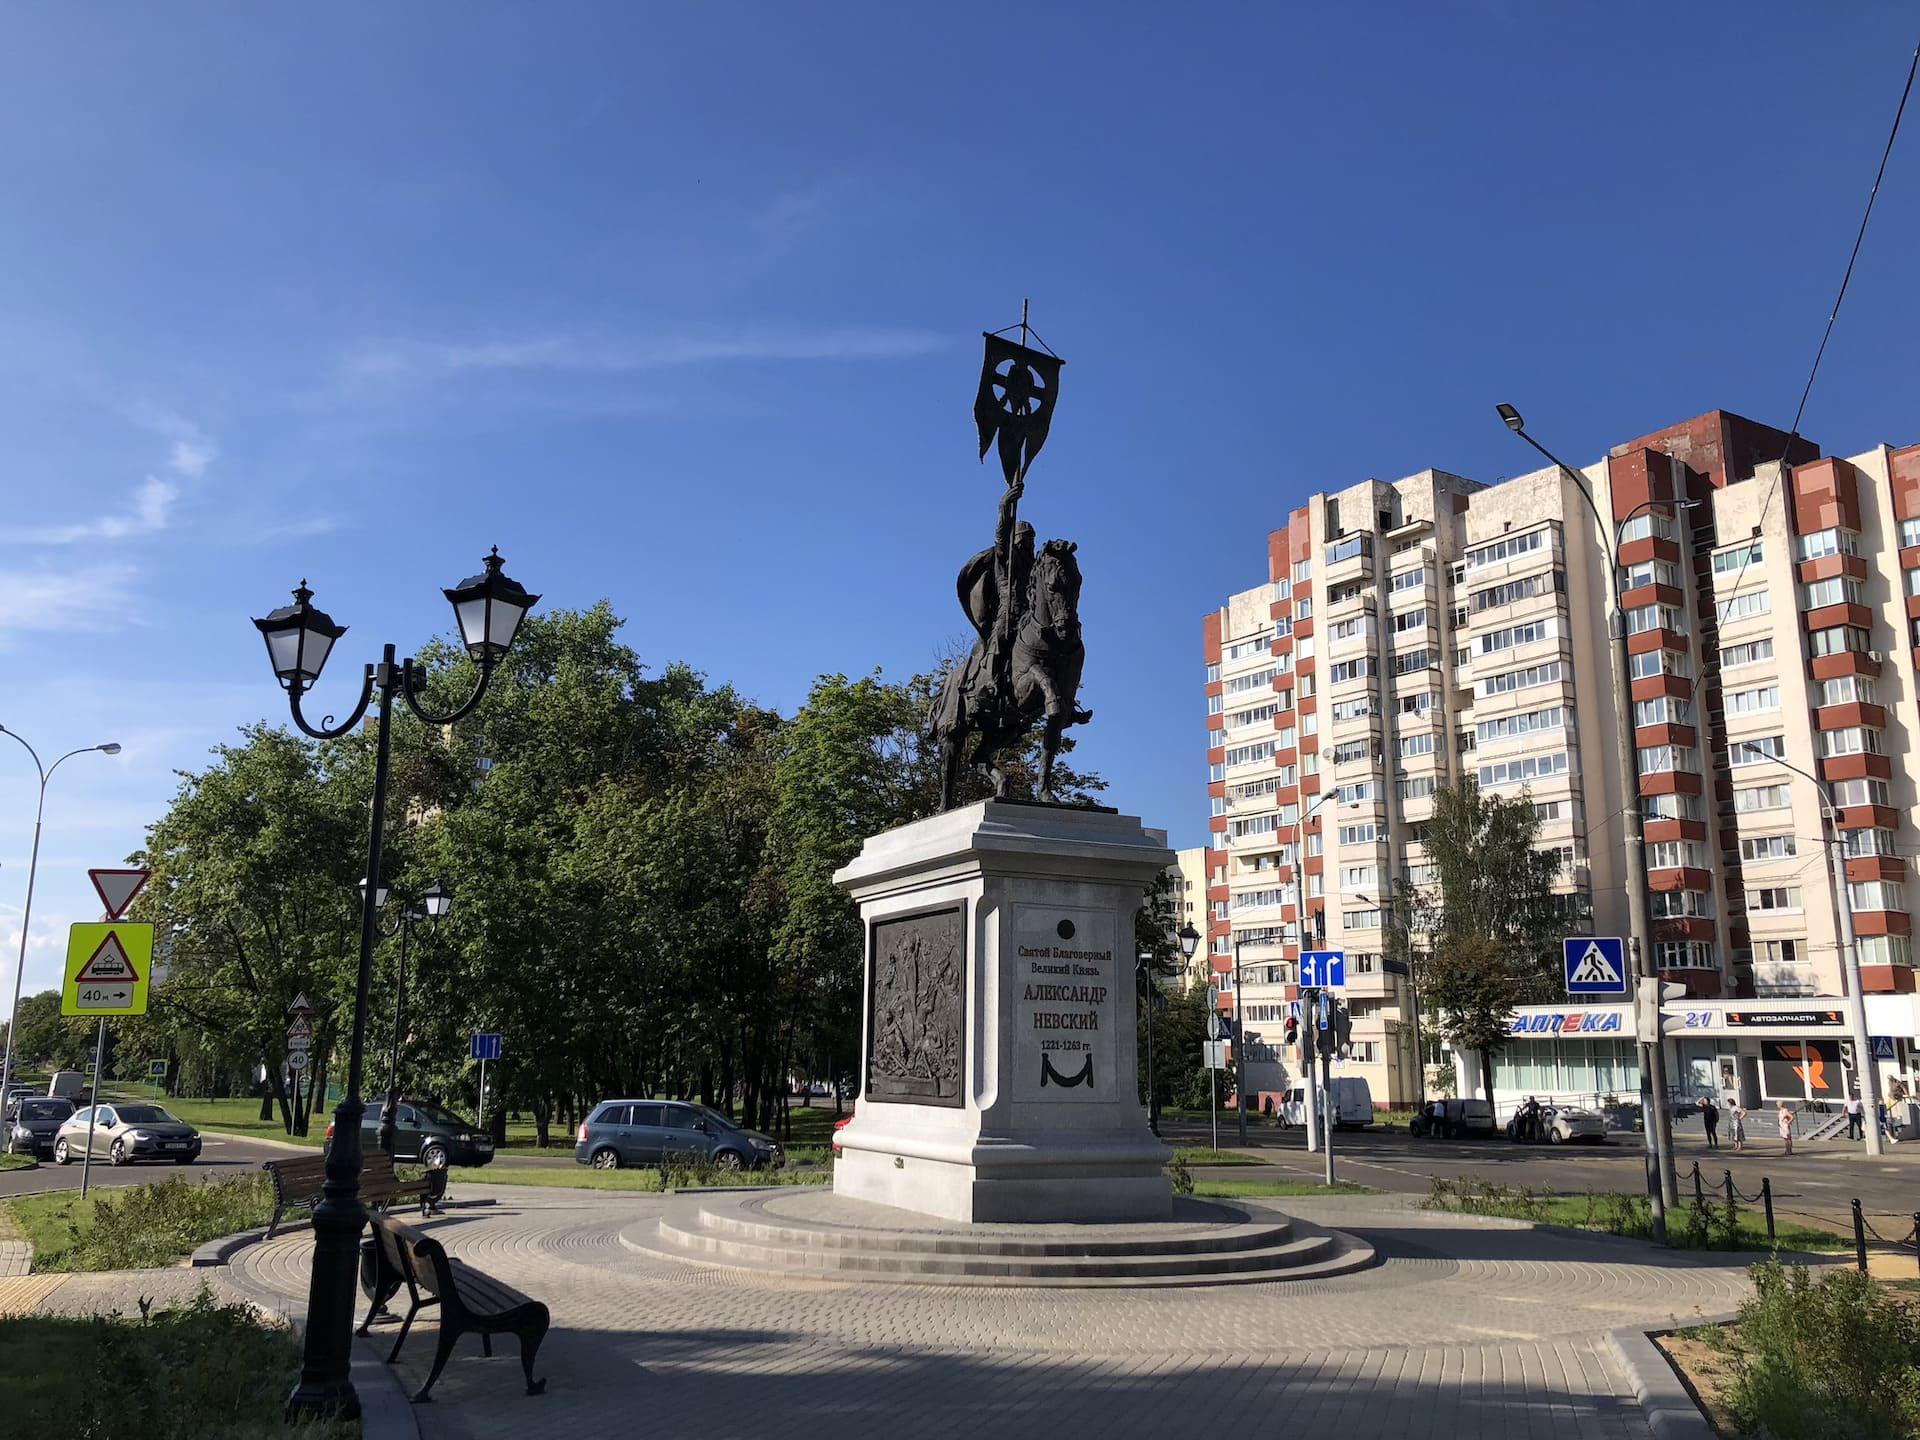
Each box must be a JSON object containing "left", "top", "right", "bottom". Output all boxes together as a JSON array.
[{"left": 286, "top": 1376, "right": 362, "bottom": 1422}]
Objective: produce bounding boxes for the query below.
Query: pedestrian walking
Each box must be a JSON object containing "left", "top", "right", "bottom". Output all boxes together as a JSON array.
[
  {"left": 1844, "top": 1093, "right": 1864, "bottom": 1141},
  {"left": 1729, "top": 1096, "right": 1747, "bottom": 1151},
  {"left": 1778, "top": 1102, "right": 1795, "bottom": 1156},
  {"left": 1698, "top": 1093, "right": 1720, "bottom": 1150}
]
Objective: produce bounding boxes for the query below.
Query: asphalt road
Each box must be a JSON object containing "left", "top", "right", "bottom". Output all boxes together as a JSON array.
[
  {"left": 1162, "top": 1113, "right": 1920, "bottom": 1234},
  {"left": 0, "top": 1132, "right": 296, "bottom": 1199}
]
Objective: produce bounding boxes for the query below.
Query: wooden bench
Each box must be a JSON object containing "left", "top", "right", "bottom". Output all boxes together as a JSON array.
[
  {"left": 359, "top": 1212, "right": 549, "bottom": 1403},
  {"left": 263, "top": 1149, "right": 444, "bottom": 1238}
]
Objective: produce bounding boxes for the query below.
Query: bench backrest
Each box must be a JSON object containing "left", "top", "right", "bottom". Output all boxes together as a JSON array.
[
  {"left": 263, "top": 1155, "right": 327, "bottom": 1199},
  {"left": 396, "top": 1225, "right": 454, "bottom": 1302}
]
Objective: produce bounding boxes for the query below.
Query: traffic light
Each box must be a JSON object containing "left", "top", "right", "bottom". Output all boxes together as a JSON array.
[{"left": 1283, "top": 1014, "right": 1299, "bottom": 1049}]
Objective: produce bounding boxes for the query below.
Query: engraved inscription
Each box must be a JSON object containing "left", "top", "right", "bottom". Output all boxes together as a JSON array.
[{"left": 866, "top": 906, "right": 965, "bottom": 1107}]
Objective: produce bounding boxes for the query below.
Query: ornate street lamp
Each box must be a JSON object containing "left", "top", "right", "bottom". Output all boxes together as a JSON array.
[{"left": 254, "top": 551, "right": 536, "bottom": 1421}]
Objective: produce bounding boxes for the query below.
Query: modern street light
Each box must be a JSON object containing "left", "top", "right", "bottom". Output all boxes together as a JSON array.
[
  {"left": 254, "top": 549, "right": 536, "bottom": 1421},
  {"left": 376, "top": 878, "right": 452, "bottom": 1157},
  {"left": 1728, "top": 741, "right": 1884, "bottom": 1154},
  {"left": 1497, "top": 403, "right": 1680, "bottom": 1235},
  {"left": 0, "top": 730, "right": 121, "bottom": 1112}
]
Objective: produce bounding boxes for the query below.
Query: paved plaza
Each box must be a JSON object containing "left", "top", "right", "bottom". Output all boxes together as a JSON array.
[{"left": 200, "top": 1184, "right": 1767, "bottom": 1438}]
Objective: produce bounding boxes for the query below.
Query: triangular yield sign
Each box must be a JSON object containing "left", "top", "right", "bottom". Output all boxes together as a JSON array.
[
  {"left": 89, "top": 868, "right": 150, "bottom": 921},
  {"left": 1569, "top": 943, "right": 1623, "bottom": 986},
  {"left": 288, "top": 992, "right": 314, "bottom": 1015},
  {"left": 76, "top": 931, "right": 141, "bottom": 984}
]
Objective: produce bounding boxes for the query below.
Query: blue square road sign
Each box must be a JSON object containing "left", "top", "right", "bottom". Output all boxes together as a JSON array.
[
  {"left": 470, "top": 1032, "right": 504, "bottom": 1062},
  {"left": 1563, "top": 937, "right": 1628, "bottom": 995},
  {"left": 1300, "top": 950, "right": 1345, "bottom": 988}
]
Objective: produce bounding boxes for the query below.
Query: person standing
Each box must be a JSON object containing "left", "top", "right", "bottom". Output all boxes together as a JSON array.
[
  {"left": 1844, "top": 1092, "right": 1864, "bottom": 1142},
  {"left": 1729, "top": 1096, "right": 1747, "bottom": 1152},
  {"left": 1698, "top": 1093, "right": 1720, "bottom": 1150},
  {"left": 1778, "top": 1102, "right": 1796, "bottom": 1156}
]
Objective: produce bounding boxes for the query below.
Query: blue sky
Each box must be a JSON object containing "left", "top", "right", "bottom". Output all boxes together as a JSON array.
[{"left": 2, "top": 8, "right": 1917, "bottom": 998}]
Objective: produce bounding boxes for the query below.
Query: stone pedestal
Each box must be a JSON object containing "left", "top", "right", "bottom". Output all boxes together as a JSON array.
[{"left": 832, "top": 800, "right": 1174, "bottom": 1224}]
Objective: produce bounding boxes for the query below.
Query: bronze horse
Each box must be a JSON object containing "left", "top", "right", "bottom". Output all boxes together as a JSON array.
[{"left": 931, "top": 535, "right": 1090, "bottom": 810}]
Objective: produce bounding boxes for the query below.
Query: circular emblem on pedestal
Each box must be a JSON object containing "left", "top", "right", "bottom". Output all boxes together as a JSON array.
[{"left": 1056, "top": 919, "right": 1076, "bottom": 940}]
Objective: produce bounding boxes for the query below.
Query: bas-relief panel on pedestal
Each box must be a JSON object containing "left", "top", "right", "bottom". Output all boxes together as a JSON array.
[{"left": 866, "top": 905, "right": 965, "bottom": 1108}]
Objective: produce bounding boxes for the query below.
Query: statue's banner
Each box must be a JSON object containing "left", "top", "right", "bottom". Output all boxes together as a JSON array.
[
  {"left": 1010, "top": 903, "right": 1117, "bottom": 1103},
  {"left": 974, "top": 333, "right": 1062, "bottom": 487}
]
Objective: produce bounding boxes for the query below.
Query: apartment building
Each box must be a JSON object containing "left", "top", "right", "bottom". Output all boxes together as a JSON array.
[
  {"left": 1202, "top": 410, "right": 1920, "bottom": 1112},
  {"left": 1164, "top": 846, "right": 1216, "bottom": 992}
]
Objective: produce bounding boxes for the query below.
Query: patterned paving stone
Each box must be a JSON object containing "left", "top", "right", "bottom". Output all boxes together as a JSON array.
[{"left": 218, "top": 1184, "right": 1761, "bottom": 1439}]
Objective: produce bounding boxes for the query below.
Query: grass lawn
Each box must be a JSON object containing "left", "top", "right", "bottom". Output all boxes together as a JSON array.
[
  {"left": 1173, "top": 1147, "right": 1269, "bottom": 1167},
  {"left": 0, "top": 1152, "right": 37, "bottom": 1171},
  {"left": 1424, "top": 1180, "right": 1850, "bottom": 1253},
  {"left": 4, "top": 1174, "right": 272, "bottom": 1273},
  {"left": 0, "top": 1286, "right": 354, "bottom": 1440},
  {"left": 1195, "top": 1178, "right": 1381, "bottom": 1198}
]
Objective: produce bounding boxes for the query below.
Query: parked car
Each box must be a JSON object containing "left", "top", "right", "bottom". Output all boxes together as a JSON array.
[
  {"left": 47, "top": 1071, "right": 86, "bottom": 1101},
  {"left": 326, "top": 1100, "right": 494, "bottom": 1170},
  {"left": 1546, "top": 1107, "right": 1609, "bottom": 1145},
  {"left": 574, "top": 1099, "right": 782, "bottom": 1171},
  {"left": 5, "top": 1095, "right": 75, "bottom": 1156},
  {"left": 1409, "top": 1098, "right": 1497, "bottom": 1139},
  {"left": 52, "top": 1103, "right": 200, "bottom": 1165}
]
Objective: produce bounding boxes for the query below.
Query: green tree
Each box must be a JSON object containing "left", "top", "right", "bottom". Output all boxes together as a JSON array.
[
  {"left": 1390, "top": 778, "right": 1564, "bottom": 1109},
  {"left": 134, "top": 723, "right": 372, "bottom": 1132}
]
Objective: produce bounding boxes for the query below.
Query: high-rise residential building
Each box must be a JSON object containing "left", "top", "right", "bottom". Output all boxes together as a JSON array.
[
  {"left": 1203, "top": 410, "right": 1920, "bottom": 1113},
  {"left": 1165, "top": 846, "right": 1218, "bottom": 992}
]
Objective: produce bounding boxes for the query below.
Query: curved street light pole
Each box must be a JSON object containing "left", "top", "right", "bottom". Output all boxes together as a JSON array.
[
  {"left": 1729, "top": 741, "right": 1884, "bottom": 1154},
  {"left": 256, "top": 552, "right": 536, "bottom": 1422},
  {"left": 1497, "top": 406, "right": 1679, "bottom": 1235},
  {"left": 0, "top": 731, "right": 121, "bottom": 1113}
]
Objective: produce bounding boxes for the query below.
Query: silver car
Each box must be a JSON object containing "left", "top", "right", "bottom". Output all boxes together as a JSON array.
[
  {"left": 1547, "top": 1106, "right": 1610, "bottom": 1145},
  {"left": 53, "top": 1102, "right": 202, "bottom": 1166}
]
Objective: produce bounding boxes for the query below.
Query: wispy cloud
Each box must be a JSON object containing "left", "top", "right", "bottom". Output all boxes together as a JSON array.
[
  {"left": 341, "top": 326, "right": 943, "bottom": 383},
  {"left": 0, "top": 562, "right": 140, "bottom": 638},
  {"left": 0, "top": 475, "right": 179, "bottom": 545}
]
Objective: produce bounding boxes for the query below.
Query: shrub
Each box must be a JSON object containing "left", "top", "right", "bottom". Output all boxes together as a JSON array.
[
  {"left": 1723, "top": 1261, "right": 1920, "bottom": 1440},
  {"left": 1169, "top": 1156, "right": 1195, "bottom": 1196},
  {"left": 30, "top": 1175, "right": 272, "bottom": 1273}
]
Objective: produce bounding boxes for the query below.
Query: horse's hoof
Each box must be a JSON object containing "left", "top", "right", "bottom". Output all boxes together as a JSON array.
[{"left": 1072, "top": 708, "right": 1093, "bottom": 724}]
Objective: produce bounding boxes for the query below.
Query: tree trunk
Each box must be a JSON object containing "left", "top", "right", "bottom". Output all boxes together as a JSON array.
[
  {"left": 1479, "top": 1050, "right": 1496, "bottom": 1116},
  {"left": 532, "top": 1093, "right": 551, "bottom": 1149}
]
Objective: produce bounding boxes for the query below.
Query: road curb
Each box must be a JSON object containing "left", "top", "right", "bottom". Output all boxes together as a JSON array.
[
  {"left": 1607, "top": 1320, "right": 1732, "bottom": 1440},
  {"left": 192, "top": 1220, "right": 307, "bottom": 1266}
]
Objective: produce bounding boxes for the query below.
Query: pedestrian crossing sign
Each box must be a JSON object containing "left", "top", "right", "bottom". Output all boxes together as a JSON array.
[{"left": 1563, "top": 936, "right": 1627, "bottom": 996}]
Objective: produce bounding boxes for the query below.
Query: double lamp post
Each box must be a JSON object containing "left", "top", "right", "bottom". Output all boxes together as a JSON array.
[
  {"left": 253, "top": 547, "right": 537, "bottom": 1421},
  {"left": 359, "top": 874, "right": 453, "bottom": 1158}
]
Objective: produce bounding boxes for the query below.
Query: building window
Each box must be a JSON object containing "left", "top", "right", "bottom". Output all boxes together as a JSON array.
[
  {"left": 1794, "top": 528, "right": 1861, "bottom": 561},
  {"left": 1819, "top": 727, "right": 1882, "bottom": 758},
  {"left": 1478, "top": 705, "right": 1566, "bottom": 743},
  {"left": 1479, "top": 617, "right": 1558, "bottom": 655},
  {"left": 1627, "top": 603, "right": 1687, "bottom": 636},
  {"left": 1471, "top": 569, "right": 1567, "bottom": 611},
  {"left": 1819, "top": 676, "right": 1878, "bottom": 707},
  {"left": 1633, "top": 696, "right": 1694, "bottom": 728},
  {"left": 1726, "top": 685, "right": 1781, "bottom": 716},
  {"left": 1808, "top": 625, "right": 1873, "bottom": 657},
  {"left": 1857, "top": 935, "right": 1913, "bottom": 967},
  {"left": 1648, "top": 840, "right": 1707, "bottom": 869},
  {"left": 1391, "top": 567, "right": 1426, "bottom": 593},
  {"left": 1463, "top": 527, "right": 1549, "bottom": 570},
  {"left": 1619, "top": 512, "right": 1677, "bottom": 544},
  {"left": 1399, "top": 774, "right": 1439, "bottom": 800},
  {"left": 1848, "top": 881, "right": 1905, "bottom": 912},
  {"left": 1656, "top": 940, "right": 1717, "bottom": 970},
  {"left": 1719, "top": 638, "right": 1774, "bottom": 670},
  {"left": 1716, "top": 591, "right": 1771, "bottom": 625},
  {"left": 1636, "top": 745, "right": 1696, "bottom": 775},
  {"left": 1343, "top": 908, "right": 1382, "bottom": 930},
  {"left": 1841, "top": 828, "right": 1898, "bottom": 858},
  {"left": 1477, "top": 659, "right": 1563, "bottom": 698},
  {"left": 1651, "top": 889, "right": 1714, "bottom": 918},
  {"left": 1734, "top": 784, "right": 1792, "bottom": 813},
  {"left": 1745, "top": 887, "right": 1804, "bottom": 914},
  {"left": 1479, "top": 752, "right": 1570, "bottom": 789},
  {"left": 1801, "top": 576, "right": 1866, "bottom": 610},
  {"left": 1628, "top": 648, "right": 1691, "bottom": 681},
  {"left": 1643, "top": 793, "right": 1703, "bottom": 821},
  {"left": 1730, "top": 735, "right": 1785, "bottom": 766},
  {"left": 1832, "top": 777, "right": 1893, "bottom": 807},
  {"left": 1740, "top": 834, "right": 1799, "bottom": 862},
  {"left": 1711, "top": 540, "right": 1763, "bottom": 575}
]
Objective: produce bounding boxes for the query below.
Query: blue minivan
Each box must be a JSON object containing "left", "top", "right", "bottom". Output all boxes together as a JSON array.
[{"left": 574, "top": 1099, "right": 781, "bottom": 1172}]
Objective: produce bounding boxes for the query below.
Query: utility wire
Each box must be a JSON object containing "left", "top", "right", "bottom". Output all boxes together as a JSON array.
[{"left": 1711, "top": 39, "right": 1918, "bottom": 610}]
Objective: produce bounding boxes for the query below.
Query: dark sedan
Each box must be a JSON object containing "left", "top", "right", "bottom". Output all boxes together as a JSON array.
[
  {"left": 328, "top": 1100, "right": 495, "bottom": 1170},
  {"left": 5, "top": 1096, "right": 76, "bottom": 1156}
]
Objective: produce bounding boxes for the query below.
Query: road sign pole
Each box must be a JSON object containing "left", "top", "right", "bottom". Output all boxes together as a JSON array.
[
  {"left": 1234, "top": 937, "right": 1248, "bottom": 1147},
  {"left": 478, "top": 1057, "right": 487, "bottom": 1128},
  {"left": 1322, "top": 1047, "right": 1335, "bottom": 1188},
  {"left": 80, "top": 1015, "right": 106, "bottom": 1198}
]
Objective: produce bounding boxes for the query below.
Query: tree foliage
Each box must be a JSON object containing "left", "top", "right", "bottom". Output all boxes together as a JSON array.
[
  {"left": 1389, "top": 778, "right": 1565, "bottom": 1107},
  {"left": 129, "top": 605, "right": 1115, "bottom": 1143}
]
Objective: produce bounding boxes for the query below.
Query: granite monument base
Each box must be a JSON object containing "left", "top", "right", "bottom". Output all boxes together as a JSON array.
[{"left": 832, "top": 800, "right": 1174, "bottom": 1224}]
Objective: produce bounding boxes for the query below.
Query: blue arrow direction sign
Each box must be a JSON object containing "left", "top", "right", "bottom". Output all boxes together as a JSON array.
[
  {"left": 1563, "top": 936, "right": 1628, "bottom": 995},
  {"left": 1299, "top": 950, "right": 1345, "bottom": 988},
  {"left": 470, "top": 1033, "right": 503, "bottom": 1062}
]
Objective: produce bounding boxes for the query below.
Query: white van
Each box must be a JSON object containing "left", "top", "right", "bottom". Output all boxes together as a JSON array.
[{"left": 1277, "top": 1077, "right": 1374, "bottom": 1129}]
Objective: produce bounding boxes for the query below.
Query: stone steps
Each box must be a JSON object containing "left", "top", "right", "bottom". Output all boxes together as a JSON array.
[{"left": 628, "top": 1192, "right": 1377, "bottom": 1288}]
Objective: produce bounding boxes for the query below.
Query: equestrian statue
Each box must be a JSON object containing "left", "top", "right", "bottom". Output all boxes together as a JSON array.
[{"left": 929, "top": 312, "right": 1091, "bottom": 811}]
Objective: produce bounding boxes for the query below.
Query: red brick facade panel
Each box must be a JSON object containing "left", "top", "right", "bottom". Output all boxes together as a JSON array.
[
  {"left": 1861, "top": 965, "right": 1917, "bottom": 994},
  {"left": 1788, "top": 457, "right": 1862, "bottom": 535},
  {"left": 1851, "top": 911, "right": 1912, "bottom": 939},
  {"left": 1810, "top": 653, "right": 1882, "bottom": 682},
  {"left": 1814, "top": 702, "right": 1886, "bottom": 731},
  {"left": 1822, "top": 753, "right": 1892, "bottom": 783}
]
